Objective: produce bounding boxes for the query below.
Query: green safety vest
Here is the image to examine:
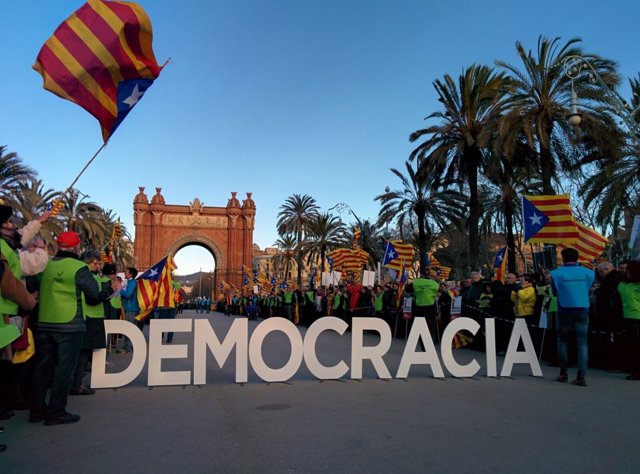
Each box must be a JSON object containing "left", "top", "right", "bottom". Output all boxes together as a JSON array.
[
  {"left": 0, "top": 239, "right": 23, "bottom": 315},
  {"left": 284, "top": 291, "right": 293, "bottom": 304},
  {"left": 374, "top": 293, "right": 384, "bottom": 312},
  {"left": 39, "top": 258, "right": 88, "bottom": 324},
  {"left": 618, "top": 282, "right": 640, "bottom": 319},
  {"left": 82, "top": 274, "right": 110, "bottom": 319},
  {"left": 305, "top": 291, "right": 315, "bottom": 303},
  {"left": 110, "top": 294, "right": 122, "bottom": 309},
  {"left": 412, "top": 278, "right": 439, "bottom": 307}
]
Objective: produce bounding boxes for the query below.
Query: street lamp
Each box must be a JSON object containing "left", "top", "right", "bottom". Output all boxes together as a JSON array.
[
  {"left": 563, "top": 54, "right": 640, "bottom": 139},
  {"left": 328, "top": 202, "right": 362, "bottom": 226}
]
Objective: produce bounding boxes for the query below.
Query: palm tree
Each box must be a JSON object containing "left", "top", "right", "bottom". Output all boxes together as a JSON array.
[
  {"left": 276, "top": 194, "right": 319, "bottom": 285},
  {"left": 375, "top": 160, "right": 466, "bottom": 273},
  {"left": 579, "top": 73, "right": 640, "bottom": 235},
  {"left": 496, "top": 36, "right": 620, "bottom": 195},
  {"left": 58, "top": 188, "right": 108, "bottom": 249},
  {"left": 409, "top": 64, "right": 509, "bottom": 270},
  {"left": 272, "top": 233, "right": 298, "bottom": 282},
  {"left": 484, "top": 138, "right": 542, "bottom": 272},
  {"left": 0, "top": 146, "right": 36, "bottom": 198},
  {"left": 300, "top": 212, "right": 347, "bottom": 273},
  {"left": 101, "top": 209, "right": 134, "bottom": 269},
  {"left": 9, "top": 178, "right": 63, "bottom": 249}
]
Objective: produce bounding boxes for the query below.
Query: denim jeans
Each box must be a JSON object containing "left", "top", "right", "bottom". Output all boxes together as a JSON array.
[
  {"left": 157, "top": 307, "right": 176, "bottom": 342},
  {"left": 31, "top": 331, "right": 83, "bottom": 418},
  {"left": 556, "top": 310, "right": 589, "bottom": 379}
]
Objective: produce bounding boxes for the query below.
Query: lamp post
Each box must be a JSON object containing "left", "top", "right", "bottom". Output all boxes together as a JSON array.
[
  {"left": 328, "top": 202, "right": 362, "bottom": 227},
  {"left": 563, "top": 54, "right": 640, "bottom": 140}
]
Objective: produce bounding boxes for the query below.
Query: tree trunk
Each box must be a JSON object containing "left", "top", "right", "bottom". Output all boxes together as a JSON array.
[
  {"left": 540, "top": 123, "right": 555, "bottom": 194},
  {"left": 466, "top": 148, "right": 481, "bottom": 271}
]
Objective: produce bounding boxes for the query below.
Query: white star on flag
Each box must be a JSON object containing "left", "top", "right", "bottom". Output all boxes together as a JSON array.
[
  {"left": 529, "top": 213, "right": 543, "bottom": 226},
  {"left": 147, "top": 267, "right": 159, "bottom": 278},
  {"left": 386, "top": 250, "right": 397, "bottom": 260},
  {"left": 123, "top": 84, "right": 144, "bottom": 108}
]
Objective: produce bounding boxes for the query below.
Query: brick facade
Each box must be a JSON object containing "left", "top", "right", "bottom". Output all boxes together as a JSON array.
[{"left": 132, "top": 187, "right": 255, "bottom": 289}]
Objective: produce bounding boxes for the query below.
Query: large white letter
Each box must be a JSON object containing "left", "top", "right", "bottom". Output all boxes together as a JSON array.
[
  {"left": 249, "top": 318, "right": 303, "bottom": 382},
  {"left": 147, "top": 319, "right": 193, "bottom": 386},
  {"left": 193, "top": 318, "right": 248, "bottom": 384},
  {"left": 91, "top": 320, "right": 146, "bottom": 388},
  {"left": 440, "top": 317, "right": 481, "bottom": 377},
  {"left": 500, "top": 319, "right": 543, "bottom": 377},
  {"left": 304, "top": 316, "right": 349, "bottom": 380},
  {"left": 396, "top": 317, "right": 444, "bottom": 378},
  {"left": 351, "top": 317, "right": 392, "bottom": 379},
  {"left": 485, "top": 318, "right": 497, "bottom": 377}
]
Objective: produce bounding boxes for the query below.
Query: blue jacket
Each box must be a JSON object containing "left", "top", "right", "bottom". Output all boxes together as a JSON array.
[
  {"left": 551, "top": 263, "right": 594, "bottom": 312},
  {"left": 121, "top": 278, "right": 140, "bottom": 313}
]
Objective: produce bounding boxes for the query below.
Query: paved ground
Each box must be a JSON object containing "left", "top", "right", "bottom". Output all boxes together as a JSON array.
[{"left": 2, "top": 310, "right": 639, "bottom": 473}]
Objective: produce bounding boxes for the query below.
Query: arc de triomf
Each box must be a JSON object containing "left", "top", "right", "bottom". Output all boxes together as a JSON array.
[{"left": 132, "top": 187, "right": 255, "bottom": 289}]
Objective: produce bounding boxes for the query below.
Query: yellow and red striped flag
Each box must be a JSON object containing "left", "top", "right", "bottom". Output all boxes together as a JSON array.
[
  {"left": 33, "top": 0, "right": 163, "bottom": 142},
  {"left": 327, "top": 247, "right": 369, "bottom": 271},
  {"left": 135, "top": 256, "right": 177, "bottom": 321},
  {"left": 523, "top": 194, "right": 579, "bottom": 245},
  {"left": 381, "top": 239, "right": 414, "bottom": 271},
  {"left": 571, "top": 221, "right": 607, "bottom": 264}
]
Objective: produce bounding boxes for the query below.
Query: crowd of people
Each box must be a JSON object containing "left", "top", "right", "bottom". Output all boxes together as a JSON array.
[
  {"left": 0, "top": 194, "right": 639, "bottom": 453},
  {"left": 213, "top": 249, "right": 640, "bottom": 385}
]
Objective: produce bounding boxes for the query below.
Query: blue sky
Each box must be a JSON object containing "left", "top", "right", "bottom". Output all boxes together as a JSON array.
[{"left": 2, "top": 0, "right": 639, "bottom": 274}]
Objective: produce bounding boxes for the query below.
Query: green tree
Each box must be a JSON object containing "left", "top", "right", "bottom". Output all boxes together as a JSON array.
[
  {"left": 277, "top": 194, "right": 319, "bottom": 286},
  {"left": 409, "top": 64, "right": 510, "bottom": 271},
  {"left": 58, "top": 189, "right": 108, "bottom": 249},
  {"left": 272, "top": 233, "right": 298, "bottom": 283},
  {"left": 0, "top": 146, "right": 36, "bottom": 198},
  {"left": 10, "top": 178, "right": 63, "bottom": 249},
  {"left": 375, "top": 160, "right": 466, "bottom": 272},
  {"left": 496, "top": 36, "right": 619, "bottom": 195},
  {"left": 300, "top": 212, "right": 347, "bottom": 273}
]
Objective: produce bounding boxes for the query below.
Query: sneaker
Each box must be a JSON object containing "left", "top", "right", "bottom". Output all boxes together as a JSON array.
[
  {"left": 556, "top": 374, "right": 568, "bottom": 383},
  {"left": 571, "top": 378, "right": 587, "bottom": 387},
  {"left": 44, "top": 412, "right": 81, "bottom": 426}
]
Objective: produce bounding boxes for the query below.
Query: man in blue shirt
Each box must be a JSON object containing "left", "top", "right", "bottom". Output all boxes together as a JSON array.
[{"left": 551, "top": 247, "right": 595, "bottom": 386}]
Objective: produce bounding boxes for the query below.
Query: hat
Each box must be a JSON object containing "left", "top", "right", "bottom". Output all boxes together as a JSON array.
[
  {"left": 57, "top": 231, "right": 81, "bottom": 249},
  {"left": 0, "top": 203, "right": 13, "bottom": 224}
]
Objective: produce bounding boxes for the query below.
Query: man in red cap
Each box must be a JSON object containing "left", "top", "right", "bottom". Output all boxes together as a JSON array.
[{"left": 29, "top": 230, "right": 114, "bottom": 426}]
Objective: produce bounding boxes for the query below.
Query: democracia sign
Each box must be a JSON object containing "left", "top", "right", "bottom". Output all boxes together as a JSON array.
[{"left": 91, "top": 317, "right": 542, "bottom": 388}]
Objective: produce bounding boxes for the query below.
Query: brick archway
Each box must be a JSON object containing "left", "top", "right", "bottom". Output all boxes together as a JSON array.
[{"left": 132, "top": 187, "right": 255, "bottom": 288}]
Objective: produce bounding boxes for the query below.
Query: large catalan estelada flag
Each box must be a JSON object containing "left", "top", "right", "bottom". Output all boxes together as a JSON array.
[
  {"left": 33, "top": 0, "right": 163, "bottom": 142},
  {"left": 136, "top": 256, "right": 177, "bottom": 321},
  {"left": 381, "top": 239, "right": 414, "bottom": 271},
  {"left": 522, "top": 194, "right": 579, "bottom": 245}
]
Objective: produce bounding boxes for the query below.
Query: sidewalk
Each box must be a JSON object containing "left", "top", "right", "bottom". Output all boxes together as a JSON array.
[{"left": 2, "top": 309, "right": 639, "bottom": 473}]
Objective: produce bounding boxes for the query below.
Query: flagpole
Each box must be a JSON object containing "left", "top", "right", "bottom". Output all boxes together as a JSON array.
[{"left": 51, "top": 141, "right": 108, "bottom": 215}]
